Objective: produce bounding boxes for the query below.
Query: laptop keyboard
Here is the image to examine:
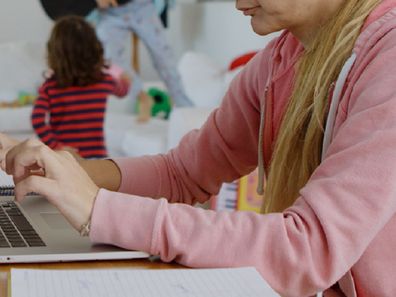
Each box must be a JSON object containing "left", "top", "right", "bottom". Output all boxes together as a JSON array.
[{"left": 0, "top": 201, "right": 45, "bottom": 248}]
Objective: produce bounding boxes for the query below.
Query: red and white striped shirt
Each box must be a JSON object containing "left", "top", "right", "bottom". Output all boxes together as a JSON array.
[{"left": 32, "top": 73, "right": 129, "bottom": 158}]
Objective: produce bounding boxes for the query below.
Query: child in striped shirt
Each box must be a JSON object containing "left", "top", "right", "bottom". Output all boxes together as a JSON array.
[{"left": 32, "top": 15, "right": 130, "bottom": 159}]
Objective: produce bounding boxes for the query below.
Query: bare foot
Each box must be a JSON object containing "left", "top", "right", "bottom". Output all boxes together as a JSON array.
[{"left": 137, "top": 91, "right": 154, "bottom": 123}]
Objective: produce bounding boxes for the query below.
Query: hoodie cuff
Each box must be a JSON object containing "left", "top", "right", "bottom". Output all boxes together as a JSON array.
[
  {"left": 89, "top": 188, "right": 162, "bottom": 253},
  {"left": 112, "top": 156, "right": 164, "bottom": 197}
]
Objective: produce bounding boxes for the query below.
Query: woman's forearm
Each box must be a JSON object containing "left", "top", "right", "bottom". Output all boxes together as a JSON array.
[{"left": 80, "top": 159, "right": 121, "bottom": 191}]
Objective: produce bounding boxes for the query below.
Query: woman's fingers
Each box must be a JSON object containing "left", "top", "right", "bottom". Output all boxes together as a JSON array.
[
  {"left": 4, "top": 138, "right": 99, "bottom": 231},
  {"left": 0, "top": 133, "right": 19, "bottom": 150},
  {"left": 14, "top": 175, "right": 58, "bottom": 203},
  {"left": 0, "top": 158, "right": 5, "bottom": 172},
  {"left": 5, "top": 139, "right": 58, "bottom": 180},
  {"left": 0, "top": 133, "right": 20, "bottom": 171}
]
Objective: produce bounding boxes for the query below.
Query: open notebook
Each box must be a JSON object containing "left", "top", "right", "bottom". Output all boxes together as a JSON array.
[
  {"left": 0, "top": 170, "right": 14, "bottom": 195},
  {"left": 9, "top": 267, "right": 280, "bottom": 297}
]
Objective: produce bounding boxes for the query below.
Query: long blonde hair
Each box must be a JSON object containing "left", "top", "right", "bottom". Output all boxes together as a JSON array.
[{"left": 262, "top": 0, "right": 382, "bottom": 213}]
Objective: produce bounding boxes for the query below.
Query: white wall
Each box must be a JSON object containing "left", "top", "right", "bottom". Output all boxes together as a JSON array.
[
  {"left": 0, "top": 0, "right": 52, "bottom": 44},
  {"left": 169, "top": 2, "right": 277, "bottom": 65},
  {"left": 141, "top": 2, "right": 278, "bottom": 78},
  {"left": 0, "top": 1, "right": 278, "bottom": 80}
]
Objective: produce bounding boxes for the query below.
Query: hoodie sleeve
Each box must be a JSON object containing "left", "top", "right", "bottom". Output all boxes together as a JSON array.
[
  {"left": 112, "top": 45, "right": 275, "bottom": 205},
  {"left": 91, "top": 29, "right": 396, "bottom": 296}
]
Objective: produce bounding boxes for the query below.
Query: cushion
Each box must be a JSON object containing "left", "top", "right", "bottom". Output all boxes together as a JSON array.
[
  {"left": 167, "top": 107, "right": 213, "bottom": 150},
  {"left": 0, "top": 106, "right": 33, "bottom": 133},
  {"left": 0, "top": 42, "right": 45, "bottom": 100},
  {"left": 104, "top": 113, "right": 168, "bottom": 157},
  {"left": 121, "top": 118, "right": 169, "bottom": 157},
  {"left": 178, "top": 52, "right": 225, "bottom": 108},
  {"left": 0, "top": 42, "right": 46, "bottom": 132}
]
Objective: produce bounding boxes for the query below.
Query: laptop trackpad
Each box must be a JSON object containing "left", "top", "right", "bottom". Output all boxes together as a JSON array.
[{"left": 40, "top": 212, "right": 71, "bottom": 230}]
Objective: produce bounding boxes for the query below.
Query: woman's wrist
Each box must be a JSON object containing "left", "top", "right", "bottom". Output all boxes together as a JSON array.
[
  {"left": 80, "top": 159, "right": 121, "bottom": 191},
  {"left": 78, "top": 184, "right": 100, "bottom": 236},
  {"left": 79, "top": 220, "right": 91, "bottom": 236}
]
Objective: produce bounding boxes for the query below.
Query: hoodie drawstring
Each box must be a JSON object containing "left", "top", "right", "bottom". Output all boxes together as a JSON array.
[
  {"left": 322, "top": 53, "right": 357, "bottom": 160},
  {"left": 256, "top": 86, "right": 268, "bottom": 195}
]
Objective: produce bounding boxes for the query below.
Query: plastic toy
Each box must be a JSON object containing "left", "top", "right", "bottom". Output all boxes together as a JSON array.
[
  {"left": 0, "top": 91, "right": 37, "bottom": 108},
  {"left": 135, "top": 87, "right": 172, "bottom": 119}
]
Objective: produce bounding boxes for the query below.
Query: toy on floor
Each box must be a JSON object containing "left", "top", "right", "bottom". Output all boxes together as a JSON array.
[
  {"left": 135, "top": 87, "right": 172, "bottom": 120},
  {"left": 148, "top": 87, "right": 172, "bottom": 119},
  {"left": 0, "top": 91, "right": 37, "bottom": 108}
]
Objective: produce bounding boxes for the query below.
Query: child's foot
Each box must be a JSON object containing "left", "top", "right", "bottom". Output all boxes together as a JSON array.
[{"left": 137, "top": 91, "right": 154, "bottom": 123}]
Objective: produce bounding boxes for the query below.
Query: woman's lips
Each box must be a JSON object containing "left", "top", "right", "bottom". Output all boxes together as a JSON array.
[{"left": 240, "top": 6, "right": 260, "bottom": 16}]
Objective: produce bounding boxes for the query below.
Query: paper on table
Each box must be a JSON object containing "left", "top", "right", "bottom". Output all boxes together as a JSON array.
[
  {"left": 11, "top": 267, "right": 280, "bottom": 297},
  {"left": 0, "top": 170, "right": 13, "bottom": 186}
]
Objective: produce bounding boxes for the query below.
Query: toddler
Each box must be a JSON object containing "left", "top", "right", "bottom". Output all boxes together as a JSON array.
[{"left": 32, "top": 15, "right": 130, "bottom": 159}]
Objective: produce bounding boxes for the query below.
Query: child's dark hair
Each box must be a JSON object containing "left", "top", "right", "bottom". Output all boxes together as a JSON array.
[{"left": 47, "top": 15, "right": 105, "bottom": 87}]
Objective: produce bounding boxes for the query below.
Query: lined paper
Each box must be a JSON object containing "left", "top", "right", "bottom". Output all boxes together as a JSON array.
[
  {"left": 0, "top": 170, "right": 13, "bottom": 186},
  {"left": 11, "top": 267, "right": 279, "bottom": 297}
]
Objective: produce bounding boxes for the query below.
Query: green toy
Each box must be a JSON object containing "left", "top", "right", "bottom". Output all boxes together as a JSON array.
[
  {"left": 17, "top": 91, "right": 37, "bottom": 106},
  {"left": 0, "top": 91, "right": 37, "bottom": 108},
  {"left": 135, "top": 87, "right": 172, "bottom": 119}
]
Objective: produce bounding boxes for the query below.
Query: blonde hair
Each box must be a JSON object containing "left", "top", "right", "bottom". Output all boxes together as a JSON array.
[{"left": 262, "top": 0, "right": 382, "bottom": 213}]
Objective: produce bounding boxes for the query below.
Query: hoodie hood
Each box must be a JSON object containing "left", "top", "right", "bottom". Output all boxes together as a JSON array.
[{"left": 256, "top": 0, "right": 396, "bottom": 195}]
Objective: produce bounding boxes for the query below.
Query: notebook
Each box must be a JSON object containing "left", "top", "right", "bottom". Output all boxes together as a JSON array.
[
  {"left": 0, "top": 169, "right": 149, "bottom": 263},
  {"left": 9, "top": 267, "right": 280, "bottom": 297},
  {"left": 0, "top": 170, "right": 14, "bottom": 196},
  {"left": 0, "top": 171, "right": 35, "bottom": 196}
]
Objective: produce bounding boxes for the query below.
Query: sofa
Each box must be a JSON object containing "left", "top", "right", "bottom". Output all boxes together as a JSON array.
[{"left": 0, "top": 41, "right": 218, "bottom": 158}]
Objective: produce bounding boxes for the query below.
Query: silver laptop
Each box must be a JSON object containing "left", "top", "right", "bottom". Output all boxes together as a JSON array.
[{"left": 0, "top": 193, "right": 149, "bottom": 263}]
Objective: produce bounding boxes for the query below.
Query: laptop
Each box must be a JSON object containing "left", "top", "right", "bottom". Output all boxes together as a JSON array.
[{"left": 0, "top": 172, "right": 149, "bottom": 263}]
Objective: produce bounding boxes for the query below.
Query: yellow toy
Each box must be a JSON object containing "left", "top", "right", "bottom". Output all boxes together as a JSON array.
[{"left": 0, "top": 91, "right": 37, "bottom": 108}]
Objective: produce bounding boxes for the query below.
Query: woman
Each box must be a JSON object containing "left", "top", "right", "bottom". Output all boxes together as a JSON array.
[{"left": 1, "top": 0, "right": 396, "bottom": 295}]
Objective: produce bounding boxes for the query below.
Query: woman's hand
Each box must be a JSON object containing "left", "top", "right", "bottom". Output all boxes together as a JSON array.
[
  {"left": 2, "top": 138, "right": 99, "bottom": 231},
  {"left": 0, "top": 133, "right": 20, "bottom": 170}
]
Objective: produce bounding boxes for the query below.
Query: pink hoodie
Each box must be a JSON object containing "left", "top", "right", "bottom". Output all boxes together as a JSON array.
[{"left": 90, "top": 1, "right": 396, "bottom": 296}]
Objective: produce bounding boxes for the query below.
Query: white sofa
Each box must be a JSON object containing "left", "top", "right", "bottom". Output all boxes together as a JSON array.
[
  {"left": 0, "top": 41, "right": 215, "bottom": 158},
  {"left": 0, "top": 106, "right": 212, "bottom": 158}
]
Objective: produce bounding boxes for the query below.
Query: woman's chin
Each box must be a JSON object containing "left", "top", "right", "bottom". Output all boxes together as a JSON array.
[{"left": 251, "top": 19, "right": 273, "bottom": 36}]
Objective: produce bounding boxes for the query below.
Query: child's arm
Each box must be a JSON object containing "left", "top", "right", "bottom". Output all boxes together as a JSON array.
[
  {"left": 31, "top": 84, "right": 64, "bottom": 150},
  {"left": 105, "top": 64, "right": 131, "bottom": 98},
  {"left": 113, "top": 72, "right": 131, "bottom": 97}
]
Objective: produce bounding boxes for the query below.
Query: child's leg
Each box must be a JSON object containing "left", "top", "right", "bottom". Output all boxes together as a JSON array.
[
  {"left": 123, "top": 0, "right": 194, "bottom": 107},
  {"left": 136, "top": 91, "right": 154, "bottom": 122},
  {"left": 96, "top": 7, "right": 144, "bottom": 103}
]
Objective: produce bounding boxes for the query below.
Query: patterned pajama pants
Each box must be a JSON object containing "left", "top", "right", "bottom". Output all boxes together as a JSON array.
[{"left": 96, "top": 0, "right": 193, "bottom": 107}]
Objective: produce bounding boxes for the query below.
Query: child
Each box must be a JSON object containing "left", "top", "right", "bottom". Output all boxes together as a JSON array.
[
  {"left": 32, "top": 15, "right": 130, "bottom": 159},
  {"left": 95, "top": 0, "right": 194, "bottom": 116}
]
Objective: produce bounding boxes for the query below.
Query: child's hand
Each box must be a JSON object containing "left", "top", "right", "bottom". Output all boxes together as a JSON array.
[
  {"left": 96, "top": 0, "right": 118, "bottom": 9},
  {"left": 120, "top": 72, "right": 131, "bottom": 84},
  {"left": 106, "top": 64, "right": 125, "bottom": 80}
]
